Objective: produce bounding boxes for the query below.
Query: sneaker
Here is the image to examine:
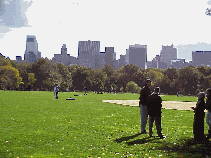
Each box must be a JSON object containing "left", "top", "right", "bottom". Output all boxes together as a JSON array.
[
  {"left": 159, "top": 135, "right": 166, "bottom": 139},
  {"left": 141, "top": 130, "right": 148, "bottom": 134}
]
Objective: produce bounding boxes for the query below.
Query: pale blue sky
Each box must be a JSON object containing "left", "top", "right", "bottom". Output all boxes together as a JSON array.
[{"left": 1, "top": 0, "right": 211, "bottom": 61}]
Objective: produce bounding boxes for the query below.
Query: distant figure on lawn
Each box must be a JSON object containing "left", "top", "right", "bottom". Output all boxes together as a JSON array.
[
  {"left": 139, "top": 79, "right": 151, "bottom": 134},
  {"left": 84, "top": 87, "right": 87, "bottom": 95},
  {"left": 147, "top": 87, "right": 165, "bottom": 139},
  {"left": 192, "top": 92, "right": 206, "bottom": 142},
  {"left": 206, "top": 88, "right": 211, "bottom": 140},
  {"left": 54, "top": 83, "right": 59, "bottom": 100}
]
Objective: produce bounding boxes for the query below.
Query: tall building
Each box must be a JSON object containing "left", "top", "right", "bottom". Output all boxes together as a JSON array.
[
  {"left": 113, "top": 52, "right": 116, "bottom": 61},
  {"left": 77, "top": 40, "right": 100, "bottom": 69},
  {"left": 119, "top": 55, "right": 126, "bottom": 68},
  {"left": 78, "top": 40, "right": 100, "bottom": 56},
  {"left": 192, "top": 51, "right": 211, "bottom": 67},
  {"left": 171, "top": 58, "right": 190, "bottom": 69},
  {"left": 105, "top": 47, "right": 114, "bottom": 66},
  {"left": 129, "top": 44, "right": 147, "bottom": 69},
  {"left": 160, "top": 44, "right": 177, "bottom": 66},
  {"left": 24, "top": 35, "right": 41, "bottom": 63},
  {"left": 125, "top": 49, "right": 129, "bottom": 65},
  {"left": 52, "top": 44, "right": 77, "bottom": 66}
]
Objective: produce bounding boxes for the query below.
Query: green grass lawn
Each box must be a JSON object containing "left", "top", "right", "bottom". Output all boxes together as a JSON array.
[
  {"left": 0, "top": 91, "right": 210, "bottom": 157},
  {"left": 161, "top": 95, "right": 198, "bottom": 102}
]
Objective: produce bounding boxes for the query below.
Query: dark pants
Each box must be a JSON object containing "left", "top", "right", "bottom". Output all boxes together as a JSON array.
[
  {"left": 193, "top": 112, "right": 204, "bottom": 141},
  {"left": 149, "top": 114, "right": 162, "bottom": 136},
  {"left": 54, "top": 92, "right": 58, "bottom": 99}
]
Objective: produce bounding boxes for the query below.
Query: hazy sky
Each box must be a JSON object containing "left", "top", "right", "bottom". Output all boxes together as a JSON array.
[{"left": 1, "top": 0, "right": 211, "bottom": 61}]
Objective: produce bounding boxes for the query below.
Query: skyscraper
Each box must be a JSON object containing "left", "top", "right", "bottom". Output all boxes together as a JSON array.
[
  {"left": 78, "top": 40, "right": 100, "bottom": 57},
  {"left": 129, "top": 44, "right": 147, "bottom": 69},
  {"left": 105, "top": 47, "right": 114, "bottom": 66},
  {"left": 24, "top": 35, "right": 41, "bottom": 63},
  {"left": 192, "top": 51, "right": 211, "bottom": 67},
  {"left": 160, "top": 44, "right": 177, "bottom": 66}
]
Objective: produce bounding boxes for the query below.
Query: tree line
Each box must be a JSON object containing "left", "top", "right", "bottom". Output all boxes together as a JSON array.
[{"left": 0, "top": 56, "right": 211, "bottom": 95}]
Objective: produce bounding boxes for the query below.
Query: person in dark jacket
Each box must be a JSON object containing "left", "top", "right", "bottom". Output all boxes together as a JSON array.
[
  {"left": 192, "top": 92, "right": 206, "bottom": 142},
  {"left": 206, "top": 88, "right": 211, "bottom": 140},
  {"left": 54, "top": 83, "right": 59, "bottom": 99},
  {"left": 139, "top": 79, "right": 151, "bottom": 134},
  {"left": 148, "top": 87, "right": 165, "bottom": 139}
]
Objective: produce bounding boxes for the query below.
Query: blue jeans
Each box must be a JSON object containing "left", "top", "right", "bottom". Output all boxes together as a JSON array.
[
  {"left": 140, "top": 103, "right": 148, "bottom": 132},
  {"left": 54, "top": 92, "right": 58, "bottom": 99},
  {"left": 206, "top": 111, "right": 211, "bottom": 130}
]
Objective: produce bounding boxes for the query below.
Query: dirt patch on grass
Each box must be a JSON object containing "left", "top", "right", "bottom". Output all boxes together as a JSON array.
[{"left": 102, "top": 100, "right": 205, "bottom": 111}]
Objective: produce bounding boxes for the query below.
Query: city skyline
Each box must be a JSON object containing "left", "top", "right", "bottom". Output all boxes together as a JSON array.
[{"left": 1, "top": 0, "right": 211, "bottom": 61}]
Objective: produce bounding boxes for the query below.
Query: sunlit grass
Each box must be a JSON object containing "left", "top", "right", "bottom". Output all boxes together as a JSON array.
[{"left": 0, "top": 90, "right": 210, "bottom": 157}]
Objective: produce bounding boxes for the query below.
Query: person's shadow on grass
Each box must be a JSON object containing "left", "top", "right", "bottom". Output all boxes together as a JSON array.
[
  {"left": 114, "top": 133, "right": 157, "bottom": 145},
  {"left": 155, "top": 137, "right": 211, "bottom": 157}
]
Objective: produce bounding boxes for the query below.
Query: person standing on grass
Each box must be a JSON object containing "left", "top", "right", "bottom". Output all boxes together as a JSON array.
[
  {"left": 192, "top": 92, "right": 206, "bottom": 142},
  {"left": 139, "top": 79, "right": 151, "bottom": 134},
  {"left": 84, "top": 86, "right": 87, "bottom": 95},
  {"left": 205, "top": 88, "right": 211, "bottom": 140},
  {"left": 54, "top": 83, "right": 59, "bottom": 99},
  {"left": 147, "top": 87, "right": 165, "bottom": 139}
]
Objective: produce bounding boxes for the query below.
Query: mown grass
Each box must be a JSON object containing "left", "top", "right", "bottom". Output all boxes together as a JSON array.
[
  {"left": 161, "top": 95, "right": 198, "bottom": 102},
  {"left": 0, "top": 91, "right": 210, "bottom": 157}
]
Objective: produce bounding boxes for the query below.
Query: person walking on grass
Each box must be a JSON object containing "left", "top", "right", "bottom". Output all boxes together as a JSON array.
[
  {"left": 139, "top": 79, "right": 151, "bottom": 134},
  {"left": 206, "top": 88, "right": 211, "bottom": 140},
  {"left": 192, "top": 92, "right": 206, "bottom": 142},
  {"left": 147, "top": 87, "right": 165, "bottom": 139},
  {"left": 54, "top": 83, "right": 59, "bottom": 100}
]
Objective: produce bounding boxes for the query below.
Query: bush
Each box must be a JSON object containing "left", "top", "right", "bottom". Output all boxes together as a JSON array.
[{"left": 126, "top": 81, "right": 141, "bottom": 93}]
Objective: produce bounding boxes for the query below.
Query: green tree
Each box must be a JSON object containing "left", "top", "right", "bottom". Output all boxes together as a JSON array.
[
  {"left": 126, "top": 81, "right": 140, "bottom": 93},
  {"left": 116, "top": 64, "right": 140, "bottom": 92},
  {"left": 132, "top": 69, "right": 147, "bottom": 89},
  {"left": 0, "top": 65, "right": 22, "bottom": 90},
  {"left": 173, "top": 66, "right": 201, "bottom": 95},
  {"left": 101, "top": 65, "right": 115, "bottom": 92},
  {"left": 30, "top": 58, "right": 55, "bottom": 91},
  {"left": 54, "top": 62, "right": 72, "bottom": 92},
  {"left": 27, "top": 73, "right": 36, "bottom": 89}
]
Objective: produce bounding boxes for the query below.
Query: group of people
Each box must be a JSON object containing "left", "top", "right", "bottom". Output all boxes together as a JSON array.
[
  {"left": 139, "top": 78, "right": 211, "bottom": 142},
  {"left": 139, "top": 79, "right": 165, "bottom": 139}
]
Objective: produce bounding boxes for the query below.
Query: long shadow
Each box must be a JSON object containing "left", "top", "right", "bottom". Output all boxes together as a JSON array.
[
  {"left": 155, "top": 137, "right": 211, "bottom": 157},
  {"left": 114, "top": 133, "right": 141, "bottom": 143},
  {"left": 115, "top": 133, "right": 158, "bottom": 145},
  {"left": 115, "top": 133, "right": 211, "bottom": 157},
  {"left": 126, "top": 136, "right": 160, "bottom": 145}
]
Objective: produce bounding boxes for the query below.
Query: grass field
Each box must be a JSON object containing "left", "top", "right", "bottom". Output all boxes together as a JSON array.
[{"left": 0, "top": 91, "right": 210, "bottom": 157}]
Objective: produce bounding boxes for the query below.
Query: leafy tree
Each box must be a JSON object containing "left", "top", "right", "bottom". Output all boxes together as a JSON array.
[
  {"left": 101, "top": 65, "right": 115, "bottom": 92},
  {"left": 68, "top": 65, "right": 88, "bottom": 91},
  {"left": 30, "top": 58, "right": 55, "bottom": 91},
  {"left": 0, "top": 65, "right": 22, "bottom": 90},
  {"left": 54, "top": 62, "right": 72, "bottom": 92},
  {"left": 91, "top": 69, "right": 107, "bottom": 92},
  {"left": 17, "top": 61, "right": 31, "bottom": 90},
  {"left": 116, "top": 64, "right": 139, "bottom": 92},
  {"left": 173, "top": 66, "right": 201, "bottom": 95},
  {"left": 163, "top": 67, "right": 178, "bottom": 82},
  {"left": 27, "top": 73, "right": 36, "bottom": 89},
  {"left": 126, "top": 81, "right": 140, "bottom": 93},
  {"left": 132, "top": 69, "right": 147, "bottom": 89},
  {"left": 146, "top": 68, "right": 164, "bottom": 91},
  {"left": 159, "top": 75, "right": 171, "bottom": 94}
]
